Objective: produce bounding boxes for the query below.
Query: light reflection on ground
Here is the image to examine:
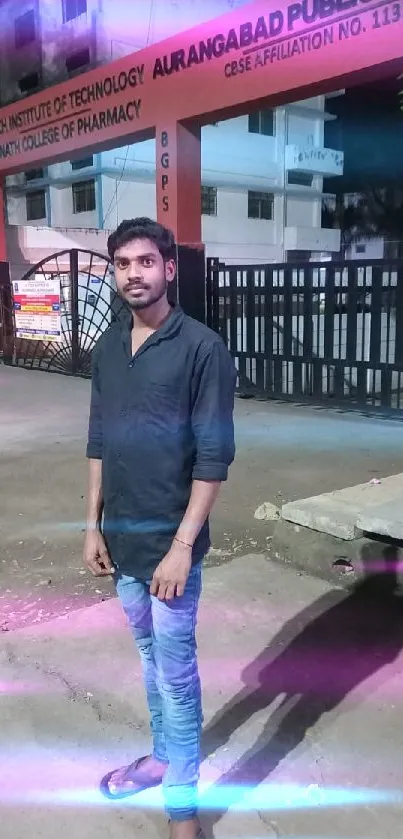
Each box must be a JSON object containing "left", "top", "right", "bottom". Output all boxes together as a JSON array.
[{"left": 0, "top": 768, "right": 400, "bottom": 812}]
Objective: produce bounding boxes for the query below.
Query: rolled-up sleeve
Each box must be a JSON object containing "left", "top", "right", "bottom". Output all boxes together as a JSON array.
[
  {"left": 191, "top": 339, "right": 237, "bottom": 482},
  {"left": 86, "top": 348, "right": 103, "bottom": 460}
]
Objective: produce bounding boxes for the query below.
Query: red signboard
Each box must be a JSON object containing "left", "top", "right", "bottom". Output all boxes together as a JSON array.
[
  {"left": 0, "top": 0, "right": 401, "bottom": 249},
  {"left": 0, "top": 0, "right": 401, "bottom": 175}
]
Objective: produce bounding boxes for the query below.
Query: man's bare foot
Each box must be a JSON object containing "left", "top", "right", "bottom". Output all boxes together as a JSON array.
[
  {"left": 169, "top": 818, "right": 202, "bottom": 839},
  {"left": 102, "top": 755, "right": 168, "bottom": 798}
]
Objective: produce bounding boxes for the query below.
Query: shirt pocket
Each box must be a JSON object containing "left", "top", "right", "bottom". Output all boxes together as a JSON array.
[{"left": 138, "top": 380, "right": 182, "bottom": 436}]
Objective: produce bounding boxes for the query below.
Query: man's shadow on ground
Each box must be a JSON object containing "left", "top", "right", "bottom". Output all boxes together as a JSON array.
[{"left": 199, "top": 545, "right": 403, "bottom": 834}]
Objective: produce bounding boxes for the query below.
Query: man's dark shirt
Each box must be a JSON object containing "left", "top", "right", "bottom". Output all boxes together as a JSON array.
[{"left": 86, "top": 305, "right": 236, "bottom": 580}]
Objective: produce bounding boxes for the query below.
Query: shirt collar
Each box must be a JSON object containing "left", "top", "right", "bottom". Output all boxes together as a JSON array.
[{"left": 119, "top": 303, "right": 184, "bottom": 354}]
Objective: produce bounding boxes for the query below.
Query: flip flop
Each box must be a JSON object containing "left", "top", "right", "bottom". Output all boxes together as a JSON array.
[{"left": 100, "top": 755, "right": 164, "bottom": 800}]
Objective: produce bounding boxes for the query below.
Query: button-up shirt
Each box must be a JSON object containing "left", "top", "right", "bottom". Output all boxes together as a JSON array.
[{"left": 86, "top": 305, "right": 236, "bottom": 580}]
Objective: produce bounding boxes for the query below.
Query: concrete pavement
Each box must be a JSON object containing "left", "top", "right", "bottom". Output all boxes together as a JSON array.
[
  {"left": 2, "top": 363, "right": 403, "bottom": 633},
  {"left": 2, "top": 555, "right": 403, "bottom": 839}
]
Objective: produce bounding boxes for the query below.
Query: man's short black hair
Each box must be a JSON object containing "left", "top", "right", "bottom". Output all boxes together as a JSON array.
[{"left": 107, "top": 218, "right": 177, "bottom": 262}]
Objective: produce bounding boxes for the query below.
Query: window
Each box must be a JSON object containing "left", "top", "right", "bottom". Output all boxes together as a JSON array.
[
  {"left": 288, "top": 171, "right": 314, "bottom": 187},
  {"left": 201, "top": 186, "right": 217, "bottom": 216},
  {"left": 72, "top": 179, "right": 96, "bottom": 213},
  {"left": 248, "top": 109, "right": 275, "bottom": 137},
  {"left": 71, "top": 156, "right": 94, "bottom": 171},
  {"left": 18, "top": 72, "right": 39, "bottom": 94},
  {"left": 66, "top": 47, "right": 90, "bottom": 74},
  {"left": 15, "top": 10, "right": 36, "bottom": 48},
  {"left": 62, "top": 0, "right": 87, "bottom": 23},
  {"left": 25, "top": 168, "right": 45, "bottom": 182},
  {"left": 26, "top": 190, "right": 46, "bottom": 221},
  {"left": 248, "top": 191, "right": 274, "bottom": 221},
  {"left": 355, "top": 244, "right": 366, "bottom": 254}
]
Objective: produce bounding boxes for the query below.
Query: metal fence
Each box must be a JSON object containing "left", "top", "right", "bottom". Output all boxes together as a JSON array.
[
  {"left": 1, "top": 249, "right": 126, "bottom": 376},
  {"left": 4, "top": 251, "right": 403, "bottom": 409},
  {"left": 206, "top": 258, "right": 403, "bottom": 409}
]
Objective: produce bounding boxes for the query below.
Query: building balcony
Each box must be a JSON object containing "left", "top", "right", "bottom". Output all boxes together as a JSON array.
[
  {"left": 284, "top": 225, "right": 341, "bottom": 253},
  {"left": 285, "top": 145, "right": 344, "bottom": 178}
]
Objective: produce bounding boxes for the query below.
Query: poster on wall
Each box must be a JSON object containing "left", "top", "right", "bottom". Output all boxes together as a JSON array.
[{"left": 12, "top": 277, "right": 61, "bottom": 342}]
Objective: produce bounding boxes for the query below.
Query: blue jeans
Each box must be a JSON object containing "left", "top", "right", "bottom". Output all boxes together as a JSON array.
[{"left": 116, "top": 563, "right": 203, "bottom": 821}]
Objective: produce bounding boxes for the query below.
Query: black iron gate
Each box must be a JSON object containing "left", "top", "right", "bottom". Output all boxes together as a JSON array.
[
  {"left": 207, "top": 257, "right": 403, "bottom": 409},
  {"left": 2, "top": 248, "right": 126, "bottom": 376},
  {"left": 0, "top": 261, "right": 12, "bottom": 360},
  {"left": 5, "top": 250, "right": 403, "bottom": 408}
]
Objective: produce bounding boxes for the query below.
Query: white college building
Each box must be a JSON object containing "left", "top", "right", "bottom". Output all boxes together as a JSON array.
[{"left": 1, "top": 0, "right": 343, "bottom": 269}]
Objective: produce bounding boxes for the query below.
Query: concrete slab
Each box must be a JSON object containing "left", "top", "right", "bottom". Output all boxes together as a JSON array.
[
  {"left": 357, "top": 498, "right": 403, "bottom": 540},
  {"left": 2, "top": 555, "right": 403, "bottom": 839},
  {"left": 281, "top": 495, "right": 359, "bottom": 540},
  {"left": 281, "top": 472, "right": 403, "bottom": 541}
]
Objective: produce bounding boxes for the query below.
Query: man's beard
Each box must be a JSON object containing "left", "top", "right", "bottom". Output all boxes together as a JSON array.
[{"left": 119, "top": 278, "right": 168, "bottom": 310}]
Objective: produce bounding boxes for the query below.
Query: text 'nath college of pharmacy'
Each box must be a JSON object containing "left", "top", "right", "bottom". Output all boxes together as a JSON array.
[
  {"left": 0, "top": 66, "right": 144, "bottom": 160},
  {"left": 0, "top": 0, "right": 399, "bottom": 162}
]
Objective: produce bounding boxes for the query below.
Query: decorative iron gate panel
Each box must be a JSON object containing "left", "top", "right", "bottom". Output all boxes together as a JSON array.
[
  {"left": 206, "top": 257, "right": 403, "bottom": 409},
  {"left": 3, "top": 249, "right": 127, "bottom": 377},
  {"left": 0, "top": 261, "right": 12, "bottom": 360}
]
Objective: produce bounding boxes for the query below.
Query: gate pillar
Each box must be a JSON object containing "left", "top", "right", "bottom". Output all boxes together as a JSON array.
[{"left": 156, "top": 120, "right": 205, "bottom": 325}]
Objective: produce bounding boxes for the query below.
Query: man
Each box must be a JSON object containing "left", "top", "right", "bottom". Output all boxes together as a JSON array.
[{"left": 84, "top": 217, "right": 236, "bottom": 839}]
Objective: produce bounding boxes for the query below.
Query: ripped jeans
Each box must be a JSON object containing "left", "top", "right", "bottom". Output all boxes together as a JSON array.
[{"left": 116, "top": 563, "right": 202, "bottom": 821}]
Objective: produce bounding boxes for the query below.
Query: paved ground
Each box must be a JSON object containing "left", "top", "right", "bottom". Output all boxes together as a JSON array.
[
  {"left": 2, "top": 365, "right": 403, "bottom": 838},
  {"left": 1, "top": 364, "right": 403, "bottom": 630},
  {"left": 2, "top": 555, "right": 403, "bottom": 839}
]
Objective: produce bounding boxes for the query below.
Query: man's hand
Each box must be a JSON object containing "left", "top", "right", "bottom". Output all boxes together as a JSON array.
[
  {"left": 151, "top": 541, "right": 192, "bottom": 601},
  {"left": 83, "top": 529, "right": 115, "bottom": 577}
]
